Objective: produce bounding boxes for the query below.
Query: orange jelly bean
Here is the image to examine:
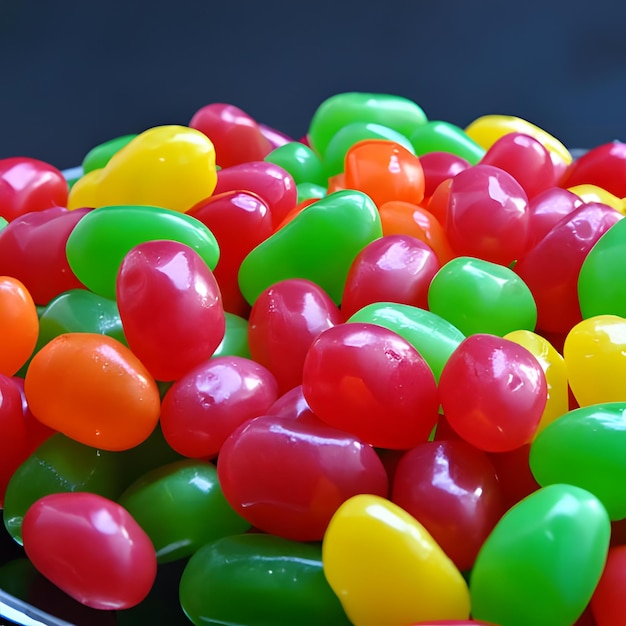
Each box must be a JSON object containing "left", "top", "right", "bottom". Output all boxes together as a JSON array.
[
  {"left": 344, "top": 139, "right": 425, "bottom": 208},
  {"left": 0, "top": 276, "right": 39, "bottom": 376},
  {"left": 24, "top": 333, "right": 160, "bottom": 451}
]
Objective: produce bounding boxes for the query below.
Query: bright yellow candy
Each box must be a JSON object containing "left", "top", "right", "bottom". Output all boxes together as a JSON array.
[
  {"left": 505, "top": 330, "right": 569, "bottom": 435},
  {"left": 563, "top": 315, "right": 626, "bottom": 407},
  {"left": 568, "top": 184, "right": 626, "bottom": 215},
  {"left": 464, "top": 114, "right": 572, "bottom": 168},
  {"left": 322, "top": 494, "right": 470, "bottom": 626},
  {"left": 68, "top": 125, "right": 217, "bottom": 213}
]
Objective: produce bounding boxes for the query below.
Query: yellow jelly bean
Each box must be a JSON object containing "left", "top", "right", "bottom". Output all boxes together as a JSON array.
[
  {"left": 563, "top": 315, "right": 626, "bottom": 407},
  {"left": 464, "top": 114, "right": 572, "bottom": 168},
  {"left": 568, "top": 184, "right": 626, "bottom": 215},
  {"left": 68, "top": 125, "right": 217, "bottom": 213},
  {"left": 322, "top": 494, "right": 470, "bottom": 626},
  {"left": 505, "top": 330, "right": 569, "bottom": 435}
]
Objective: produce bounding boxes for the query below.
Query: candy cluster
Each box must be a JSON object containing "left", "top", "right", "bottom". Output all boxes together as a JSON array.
[{"left": 1, "top": 92, "right": 626, "bottom": 626}]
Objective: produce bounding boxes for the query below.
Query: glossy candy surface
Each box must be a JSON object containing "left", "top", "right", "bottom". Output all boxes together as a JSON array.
[
  {"left": 22, "top": 492, "right": 157, "bottom": 610},
  {"left": 409, "top": 120, "right": 484, "bottom": 165}
]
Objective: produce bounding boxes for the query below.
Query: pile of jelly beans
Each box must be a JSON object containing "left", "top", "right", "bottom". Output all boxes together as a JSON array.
[{"left": 2, "top": 92, "right": 626, "bottom": 626}]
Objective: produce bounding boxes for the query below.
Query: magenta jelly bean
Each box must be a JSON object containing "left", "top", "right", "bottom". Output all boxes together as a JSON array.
[
  {"left": 526, "top": 187, "right": 583, "bottom": 249},
  {"left": 419, "top": 151, "right": 471, "bottom": 199}
]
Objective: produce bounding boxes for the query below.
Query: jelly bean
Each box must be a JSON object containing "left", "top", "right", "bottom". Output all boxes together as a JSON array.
[
  {"left": 24, "top": 333, "right": 160, "bottom": 451},
  {"left": 560, "top": 141, "right": 626, "bottom": 199},
  {"left": 81, "top": 134, "right": 137, "bottom": 174},
  {"left": 563, "top": 315, "right": 626, "bottom": 406},
  {"left": 409, "top": 121, "right": 485, "bottom": 165},
  {"left": 327, "top": 172, "right": 346, "bottom": 193},
  {"left": 464, "top": 114, "right": 572, "bottom": 171},
  {"left": 0, "top": 207, "right": 89, "bottom": 304},
  {"left": 504, "top": 329, "right": 569, "bottom": 434},
  {"left": 297, "top": 181, "right": 327, "bottom": 202},
  {"left": 470, "top": 484, "right": 610, "bottom": 626},
  {"left": 212, "top": 160, "right": 297, "bottom": 228},
  {"left": 116, "top": 240, "right": 225, "bottom": 381},
  {"left": 180, "top": 534, "right": 351, "bottom": 626},
  {"left": 479, "top": 132, "right": 557, "bottom": 198},
  {"left": 265, "top": 141, "right": 326, "bottom": 186},
  {"left": 22, "top": 492, "right": 157, "bottom": 610},
  {"left": 347, "top": 302, "right": 465, "bottom": 382},
  {"left": 187, "top": 190, "right": 273, "bottom": 317},
  {"left": 0, "top": 374, "right": 28, "bottom": 506},
  {"left": 515, "top": 203, "right": 622, "bottom": 334},
  {"left": 427, "top": 177, "right": 452, "bottom": 228},
  {"left": 428, "top": 256, "right": 537, "bottom": 337},
  {"left": 65, "top": 204, "right": 219, "bottom": 300},
  {"left": 391, "top": 440, "right": 504, "bottom": 572},
  {"left": 341, "top": 235, "right": 439, "bottom": 316},
  {"left": 62, "top": 165, "right": 84, "bottom": 191},
  {"left": 530, "top": 402, "right": 626, "bottom": 520},
  {"left": 307, "top": 92, "right": 427, "bottom": 159},
  {"left": 0, "top": 157, "right": 68, "bottom": 222},
  {"left": 343, "top": 139, "right": 425, "bottom": 207},
  {"left": 323, "top": 122, "right": 416, "bottom": 178},
  {"left": 322, "top": 494, "right": 471, "bottom": 625},
  {"left": 36, "top": 288, "right": 126, "bottom": 355},
  {"left": 487, "top": 444, "right": 540, "bottom": 512},
  {"left": 302, "top": 322, "right": 439, "bottom": 449},
  {"left": 258, "top": 122, "right": 295, "bottom": 149},
  {"left": 526, "top": 187, "right": 583, "bottom": 248},
  {"left": 12, "top": 375, "right": 56, "bottom": 455},
  {"left": 578, "top": 218, "right": 626, "bottom": 319},
  {"left": 411, "top": 622, "right": 495, "bottom": 625},
  {"left": 160, "top": 355, "right": 278, "bottom": 458},
  {"left": 118, "top": 459, "right": 250, "bottom": 563},
  {"left": 238, "top": 189, "right": 382, "bottom": 305},
  {"left": 439, "top": 334, "right": 546, "bottom": 452},
  {"left": 379, "top": 200, "right": 455, "bottom": 265},
  {"left": 590, "top": 544, "right": 626, "bottom": 626},
  {"left": 266, "top": 384, "right": 316, "bottom": 421},
  {"left": 568, "top": 183, "right": 625, "bottom": 214},
  {"left": 247, "top": 278, "right": 341, "bottom": 394},
  {"left": 0, "top": 276, "right": 39, "bottom": 376},
  {"left": 67, "top": 125, "right": 218, "bottom": 213},
  {"left": 189, "top": 103, "right": 272, "bottom": 168},
  {"left": 212, "top": 311, "right": 251, "bottom": 359},
  {"left": 447, "top": 164, "right": 530, "bottom": 265},
  {"left": 418, "top": 151, "right": 471, "bottom": 200},
  {"left": 218, "top": 412, "right": 387, "bottom": 540}
]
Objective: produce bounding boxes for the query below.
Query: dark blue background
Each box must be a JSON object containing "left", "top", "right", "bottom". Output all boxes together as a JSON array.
[{"left": 1, "top": 0, "right": 625, "bottom": 170}]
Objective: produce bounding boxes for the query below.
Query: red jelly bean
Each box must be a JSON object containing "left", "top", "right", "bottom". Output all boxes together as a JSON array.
[
  {"left": 419, "top": 151, "right": 471, "bottom": 200},
  {"left": 439, "top": 334, "right": 547, "bottom": 452},
  {"left": 392, "top": 440, "right": 504, "bottom": 571},
  {"left": 341, "top": 234, "right": 440, "bottom": 317},
  {"left": 480, "top": 132, "right": 557, "bottom": 199},
  {"left": 0, "top": 207, "right": 89, "bottom": 304},
  {"left": 591, "top": 544, "right": 626, "bottom": 626},
  {"left": 22, "top": 492, "right": 157, "bottom": 610},
  {"left": 12, "top": 375, "right": 55, "bottom": 455},
  {"left": 487, "top": 443, "right": 540, "bottom": 511},
  {"left": 160, "top": 355, "right": 279, "bottom": 459},
  {"left": 446, "top": 164, "right": 530, "bottom": 265},
  {"left": 302, "top": 322, "right": 439, "bottom": 449},
  {"left": 526, "top": 187, "right": 583, "bottom": 249},
  {"left": 248, "top": 278, "right": 342, "bottom": 395},
  {"left": 117, "top": 240, "right": 225, "bottom": 381},
  {"left": 266, "top": 384, "right": 317, "bottom": 421},
  {"left": 212, "top": 161, "right": 297, "bottom": 228},
  {"left": 0, "top": 157, "right": 68, "bottom": 222},
  {"left": 188, "top": 190, "right": 274, "bottom": 317},
  {"left": 189, "top": 102, "right": 273, "bottom": 168},
  {"left": 217, "top": 412, "right": 388, "bottom": 541}
]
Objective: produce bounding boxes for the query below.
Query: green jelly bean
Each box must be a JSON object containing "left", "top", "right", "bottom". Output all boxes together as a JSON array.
[
  {"left": 470, "top": 484, "right": 610, "bottom": 626},
  {"left": 428, "top": 256, "right": 537, "bottom": 337},
  {"left": 213, "top": 311, "right": 251, "bottom": 359},
  {"left": 82, "top": 134, "right": 137, "bottom": 174},
  {"left": 118, "top": 459, "right": 250, "bottom": 564},
  {"left": 238, "top": 190, "right": 382, "bottom": 305},
  {"left": 0, "top": 216, "right": 7, "bottom": 232},
  {"left": 578, "top": 218, "right": 626, "bottom": 319},
  {"left": 179, "top": 534, "right": 351, "bottom": 626},
  {"left": 36, "top": 288, "right": 126, "bottom": 353},
  {"left": 323, "top": 122, "right": 415, "bottom": 178},
  {"left": 410, "top": 120, "right": 485, "bottom": 164},
  {"left": 307, "top": 92, "right": 427, "bottom": 159},
  {"left": 65, "top": 204, "right": 220, "bottom": 300},
  {"left": 347, "top": 302, "right": 465, "bottom": 381},
  {"left": 297, "top": 182, "right": 327, "bottom": 203},
  {"left": 530, "top": 402, "right": 626, "bottom": 520},
  {"left": 265, "top": 142, "right": 326, "bottom": 186}
]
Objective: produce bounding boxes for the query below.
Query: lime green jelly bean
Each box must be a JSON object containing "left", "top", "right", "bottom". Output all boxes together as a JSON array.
[
  {"left": 212, "top": 311, "right": 251, "bottom": 359},
  {"left": 410, "top": 120, "right": 485, "bottom": 164},
  {"left": 82, "top": 134, "right": 138, "bottom": 174},
  {"left": 297, "top": 182, "right": 327, "bottom": 203},
  {"left": 265, "top": 142, "right": 326, "bottom": 186}
]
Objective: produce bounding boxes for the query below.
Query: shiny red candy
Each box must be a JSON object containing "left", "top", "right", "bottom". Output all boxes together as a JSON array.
[{"left": 419, "top": 151, "right": 471, "bottom": 200}]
